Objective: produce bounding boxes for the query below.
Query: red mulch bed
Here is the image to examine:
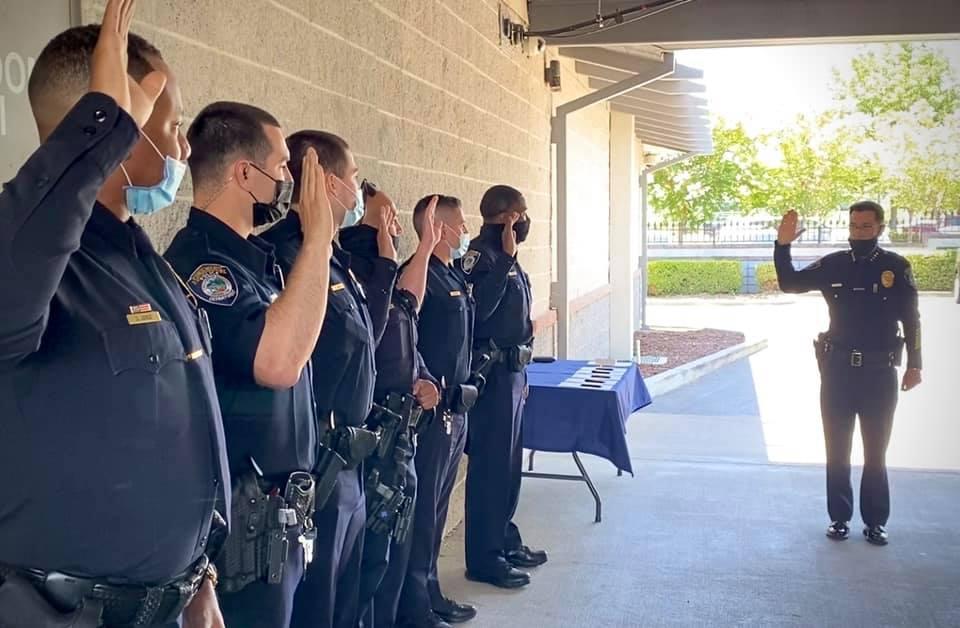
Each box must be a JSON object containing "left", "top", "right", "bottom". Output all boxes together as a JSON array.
[{"left": 635, "top": 328, "right": 746, "bottom": 377}]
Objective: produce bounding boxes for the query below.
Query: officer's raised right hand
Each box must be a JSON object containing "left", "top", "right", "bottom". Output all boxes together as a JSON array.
[
  {"left": 777, "top": 210, "right": 806, "bottom": 246},
  {"left": 298, "top": 147, "right": 335, "bottom": 244},
  {"left": 501, "top": 211, "right": 520, "bottom": 257},
  {"left": 89, "top": 0, "right": 166, "bottom": 127}
]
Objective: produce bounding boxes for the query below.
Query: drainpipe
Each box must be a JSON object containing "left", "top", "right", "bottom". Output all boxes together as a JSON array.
[{"left": 551, "top": 52, "right": 675, "bottom": 358}]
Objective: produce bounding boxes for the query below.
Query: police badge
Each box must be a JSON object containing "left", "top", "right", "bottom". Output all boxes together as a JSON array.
[
  {"left": 461, "top": 250, "right": 480, "bottom": 274},
  {"left": 881, "top": 270, "right": 895, "bottom": 289}
]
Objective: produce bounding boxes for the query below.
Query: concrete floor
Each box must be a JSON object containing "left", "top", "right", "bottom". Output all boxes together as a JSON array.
[{"left": 436, "top": 295, "right": 960, "bottom": 628}]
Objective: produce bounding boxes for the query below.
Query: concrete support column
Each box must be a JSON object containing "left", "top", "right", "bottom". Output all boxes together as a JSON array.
[{"left": 608, "top": 111, "right": 639, "bottom": 359}]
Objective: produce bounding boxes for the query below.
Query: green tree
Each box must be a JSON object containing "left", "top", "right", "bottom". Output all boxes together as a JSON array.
[
  {"left": 832, "top": 43, "right": 960, "bottom": 129},
  {"left": 649, "top": 119, "right": 768, "bottom": 229},
  {"left": 765, "top": 114, "right": 884, "bottom": 219}
]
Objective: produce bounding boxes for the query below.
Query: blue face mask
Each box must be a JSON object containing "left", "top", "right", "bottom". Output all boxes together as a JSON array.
[
  {"left": 121, "top": 132, "right": 186, "bottom": 215},
  {"left": 452, "top": 233, "right": 470, "bottom": 259},
  {"left": 332, "top": 176, "right": 365, "bottom": 228}
]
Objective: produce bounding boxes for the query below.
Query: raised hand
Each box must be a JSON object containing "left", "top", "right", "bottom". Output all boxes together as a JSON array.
[
  {"left": 501, "top": 211, "right": 520, "bottom": 257},
  {"left": 89, "top": 0, "right": 166, "bottom": 127},
  {"left": 777, "top": 210, "right": 806, "bottom": 246},
  {"left": 298, "top": 148, "right": 335, "bottom": 244},
  {"left": 416, "top": 196, "right": 442, "bottom": 254}
]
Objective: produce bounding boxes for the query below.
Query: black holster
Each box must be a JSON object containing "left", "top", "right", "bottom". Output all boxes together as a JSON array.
[
  {"left": 217, "top": 468, "right": 316, "bottom": 593},
  {"left": 0, "top": 575, "right": 102, "bottom": 628},
  {"left": 363, "top": 394, "right": 420, "bottom": 542}
]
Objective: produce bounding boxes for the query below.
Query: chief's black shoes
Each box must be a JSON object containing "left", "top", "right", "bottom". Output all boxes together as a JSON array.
[
  {"left": 864, "top": 525, "right": 889, "bottom": 546},
  {"left": 826, "top": 521, "right": 850, "bottom": 540}
]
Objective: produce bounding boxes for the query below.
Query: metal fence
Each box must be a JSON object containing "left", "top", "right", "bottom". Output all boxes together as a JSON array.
[
  {"left": 647, "top": 213, "right": 960, "bottom": 247},
  {"left": 647, "top": 218, "right": 850, "bottom": 247}
]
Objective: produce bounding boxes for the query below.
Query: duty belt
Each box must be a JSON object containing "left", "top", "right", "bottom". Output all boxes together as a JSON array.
[
  {"left": 0, "top": 554, "right": 209, "bottom": 627},
  {"left": 814, "top": 334, "right": 903, "bottom": 369}
]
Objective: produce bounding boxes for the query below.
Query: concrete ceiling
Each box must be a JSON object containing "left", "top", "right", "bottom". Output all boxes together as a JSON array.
[{"left": 528, "top": 0, "right": 960, "bottom": 48}]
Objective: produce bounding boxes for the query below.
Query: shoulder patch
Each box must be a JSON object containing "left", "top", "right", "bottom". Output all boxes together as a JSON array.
[
  {"left": 461, "top": 250, "right": 481, "bottom": 275},
  {"left": 188, "top": 263, "right": 238, "bottom": 306},
  {"left": 904, "top": 266, "right": 917, "bottom": 288}
]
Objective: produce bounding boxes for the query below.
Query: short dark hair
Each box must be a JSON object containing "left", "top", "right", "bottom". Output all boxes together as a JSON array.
[
  {"left": 29, "top": 25, "right": 160, "bottom": 124},
  {"left": 286, "top": 130, "right": 351, "bottom": 201},
  {"left": 413, "top": 194, "right": 461, "bottom": 236},
  {"left": 480, "top": 185, "right": 523, "bottom": 220},
  {"left": 187, "top": 101, "right": 281, "bottom": 190},
  {"left": 849, "top": 200, "right": 885, "bottom": 224}
]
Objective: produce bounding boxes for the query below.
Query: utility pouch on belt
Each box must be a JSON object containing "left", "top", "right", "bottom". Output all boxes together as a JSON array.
[
  {"left": 449, "top": 383, "right": 479, "bottom": 414},
  {"left": 218, "top": 462, "right": 315, "bottom": 593},
  {"left": 507, "top": 345, "right": 533, "bottom": 372}
]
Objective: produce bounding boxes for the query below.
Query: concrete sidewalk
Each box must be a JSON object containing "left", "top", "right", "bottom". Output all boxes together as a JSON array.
[{"left": 436, "top": 316, "right": 960, "bottom": 627}]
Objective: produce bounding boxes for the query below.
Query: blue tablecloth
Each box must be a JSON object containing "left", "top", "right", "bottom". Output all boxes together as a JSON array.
[{"left": 522, "top": 360, "right": 652, "bottom": 475}]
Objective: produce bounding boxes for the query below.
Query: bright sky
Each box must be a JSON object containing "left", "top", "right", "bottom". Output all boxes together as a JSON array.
[{"left": 677, "top": 40, "right": 960, "bottom": 136}]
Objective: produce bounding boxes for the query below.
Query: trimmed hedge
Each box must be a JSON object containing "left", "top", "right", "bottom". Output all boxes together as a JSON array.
[
  {"left": 905, "top": 250, "right": 957, "bottom": 292},
  {"left": 647, "top": 260, "right": 741, "bottom": 296},
  {"left": 648, "top": 251, "right": 957, "bottom": 296},
  {"left": 756, "top": 262, "right": 779, "bottom": 293}
]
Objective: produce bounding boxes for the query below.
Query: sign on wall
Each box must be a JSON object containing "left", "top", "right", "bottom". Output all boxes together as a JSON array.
[{"left": 0, "top": 1, "right": 76, "bottom": 184}]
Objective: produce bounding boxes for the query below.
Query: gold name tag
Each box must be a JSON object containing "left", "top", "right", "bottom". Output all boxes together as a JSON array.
[
  {"left": 186, "top": 349, "right": 204, "bottom": 362},
  {"left": 331, "top": 283, "right": 346, "bottom": 292},
  {"left": 449, "top": 290, "right": 462, "bottom": 297},
  {"left": 126, "top": 312, "right": 162, "bottom": 325},
  {"left": 508, "top": 271, "right": 518, "bottom": 276}
]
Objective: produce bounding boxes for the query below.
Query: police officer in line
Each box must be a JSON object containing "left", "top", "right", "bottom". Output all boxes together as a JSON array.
[
  {"left": 397, "top": 195, "right": 480, "bottom": 628},
  {"left": 457, "top": 185, "right": 546, "bottom": 589},
  {"left": 775, "top": 202, "right": 922, "bottom": 546},
  {"left": 342, "top": 196, "right": 443, "bottom": 627},
  {"left": 165, "top": 102, "right": 335, "bottom": 627},
  {"left": 0, "top": 3, "right": 229, "bottom": 626},
  {"left": 261, "top": 130, "right": 397, "bottom": 628}
]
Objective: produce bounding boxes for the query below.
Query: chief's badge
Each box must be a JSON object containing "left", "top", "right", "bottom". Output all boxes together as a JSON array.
[
  {"left": 189, "top": 264, "right": 238, "bottom": 306},
  {"left": 881, "top": 270, "right": 895, "bottom": 289},
  {"left": 461, "top": 251, "right": 480, "bottom": 274}
]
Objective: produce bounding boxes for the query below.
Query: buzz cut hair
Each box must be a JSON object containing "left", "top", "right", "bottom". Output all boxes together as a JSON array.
[{"left": 29, "top": 25, "right": 161, "bottom": 126}]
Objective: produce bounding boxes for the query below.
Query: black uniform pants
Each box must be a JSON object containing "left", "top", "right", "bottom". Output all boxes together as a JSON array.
[
  {"left": 219, "top": 529, "right": 305, "bottom": 628},
  {"left": 398, "top": 411, "right": 467, "bottom": 623},
  {"left": 291, "top": 467, "right": 365, "bottom": 628},
  {"left": 358, "top": 455, "right": 417, "bottom": 628},
  {"left": 465, "top": 365, "right": 527, "bottom": 574},
  {"left": 820, "top": 361, "right": 898, "bottom": 526}
]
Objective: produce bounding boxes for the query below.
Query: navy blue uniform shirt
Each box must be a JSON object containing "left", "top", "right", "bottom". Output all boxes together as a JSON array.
[
  {"left": 165, "top": 209, "right": 318, "bottom": 478},
  {"left": 457, "top": 224, "right": 533, "bottom": 348},
  {"left": 0, "top": 94, "right": 229, "bottom": 583},
  {"left": 261, "top": 211, "right": 393, "bottom": 427},
  {"left": 775, "top": 242, "right": 922, "bottom": 369},
  {"left": 416, "top": 255, "right": 474, "bottom": 388}
]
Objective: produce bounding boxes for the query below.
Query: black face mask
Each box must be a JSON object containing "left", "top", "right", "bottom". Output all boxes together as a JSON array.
[
  {"left": 849, "top": 237, "right": 879, "bottom": 258},
  {"left": 513, "top": 214, "right": 531, "bottom": 244},
  {"left": 248, "top": 164, "right": 294, "bottom": 227}
]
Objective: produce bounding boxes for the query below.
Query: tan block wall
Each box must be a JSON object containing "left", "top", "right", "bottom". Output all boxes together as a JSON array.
[{"left": 79, "top": 0, "right": 555, "bottom": 318}]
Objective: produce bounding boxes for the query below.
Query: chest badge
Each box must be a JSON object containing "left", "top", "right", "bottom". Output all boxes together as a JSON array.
[
  {"left": 881, "top": 270, "right": 895, "bottom": 289},
  {"left": 461, "top": 250, "right": 480, "bottom": 274},
  {"left": 188, "top": 263, "right": 238, "bottom": 306}
]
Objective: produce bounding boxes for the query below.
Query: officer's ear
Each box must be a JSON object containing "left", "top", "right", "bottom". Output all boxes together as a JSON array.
[{"left": 233, "top": 160, "right": 254, "bottom": 192}]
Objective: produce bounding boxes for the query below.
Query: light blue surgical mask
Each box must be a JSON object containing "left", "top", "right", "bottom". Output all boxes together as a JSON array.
[
  {"left": 120, "top": 132, "right": 186, "bottom": 215},
  {"left": 332, "top": 176, "right": 365, "bottom": 228},
  {"left": 452, "top": 233, "right": 470, "bottom": 259}
]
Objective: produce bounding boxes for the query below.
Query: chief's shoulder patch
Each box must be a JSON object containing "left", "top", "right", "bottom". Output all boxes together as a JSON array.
[
  {"left": 461, "top": 250, "right": 481, "bottom": 274},
  {"left": 188, "top": 263, "right": 238, "bottom": 306}
]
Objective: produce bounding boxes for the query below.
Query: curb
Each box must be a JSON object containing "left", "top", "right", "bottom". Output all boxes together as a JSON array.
[{"left": 644, "top": 337, "right": 769, "bottom": 398}]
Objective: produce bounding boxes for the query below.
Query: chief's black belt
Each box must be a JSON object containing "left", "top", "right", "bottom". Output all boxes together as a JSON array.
[
  {"left": 0, "top": 554, "right": 208, "bottom": 627},
  {"left": 815, "top": 334, "right": 903, "bottom": 368}
]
